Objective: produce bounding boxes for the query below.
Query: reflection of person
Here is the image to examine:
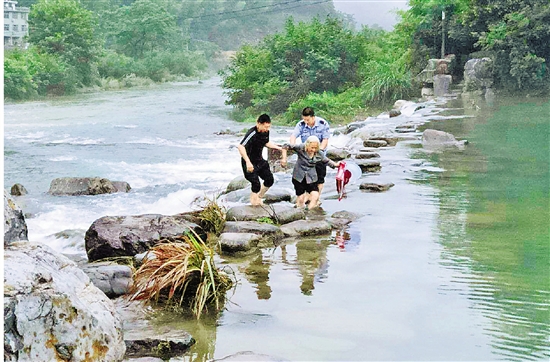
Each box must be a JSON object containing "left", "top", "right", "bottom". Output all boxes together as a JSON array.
[
  {"left": 289, "top": 107, "right": 331, "bottom": 197},
  {"left": 282, "top": 136, "right": 339, "bottom": 209},
  {"left": 237, "top": 114, "right": 283, "bottom": 206},
  {"left": 243, "top": 252, "right": 272, "bottom": 300},
  {"left": 296, "top": 238, "right": 330, "bottom": 296}
]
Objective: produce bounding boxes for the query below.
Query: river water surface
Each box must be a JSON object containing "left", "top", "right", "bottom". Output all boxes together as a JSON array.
[{"left": 4, "top": 79, "right": 549, "bottom": 361}]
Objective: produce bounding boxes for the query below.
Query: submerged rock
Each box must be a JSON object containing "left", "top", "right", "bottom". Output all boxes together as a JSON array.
[
  {"left": 422, "top": 129, "right": 467, "bottom": 151},
  {"left": 124, "top": 337, "right": 195, "bottom": 360},
  {"left": 359, "top": 182, "right": 395, "bottom": 192},
  {"left": 49, "top": 177, "right": 131, "bottom": 196},
  {"left": 10, "top": 183, "right": 28, "bottom": 196}
]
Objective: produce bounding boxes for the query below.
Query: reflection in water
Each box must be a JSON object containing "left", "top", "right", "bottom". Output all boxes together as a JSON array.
[
  {"left": 334, "top": 226, "right": 362, "bottom": 251},
  {"left": 294, "top": 238, "right": 331, "bottom": 295},
  {"left": 241, "top": 250, "right": 272, "bottom": 300},
  {"left": 415, "top": 97, "right": 550, "bottom": 361}
]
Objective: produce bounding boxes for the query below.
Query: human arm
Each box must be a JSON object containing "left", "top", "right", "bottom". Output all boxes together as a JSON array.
[
  {"left": 289, "top": 134, "right": 297, "bottom": 146},
  {"left": 281, "top": 148, "right": 287, "bottom": 167},
  {"left": 265, "top": 141, "right": 283, "bottom": 150},
  {"left": 320, "top": 119, "right": 330, "bottom": 151},
  {"left": 237, "top": 144, "right": 254, "bottom": 172},
  {"left": 320, "top": 138, "right": 329, "bottom": 152},
  {"left": 322, "top": 155, "right": 340, "bottom": 168}
]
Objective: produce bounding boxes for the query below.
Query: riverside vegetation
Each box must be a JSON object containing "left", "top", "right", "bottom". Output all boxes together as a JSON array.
[{"left": 5, "top": 0, "right": 549, "bottom": 126}]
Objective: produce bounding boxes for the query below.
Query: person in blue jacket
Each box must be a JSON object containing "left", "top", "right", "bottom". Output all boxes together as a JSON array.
[{"left": 288, "top": 107, "right": 331, "bottom": 198}]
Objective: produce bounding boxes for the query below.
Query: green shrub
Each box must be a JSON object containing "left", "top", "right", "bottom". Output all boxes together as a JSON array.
[{"left": 97, "top": 50, "right": 135, "bottom": 79}]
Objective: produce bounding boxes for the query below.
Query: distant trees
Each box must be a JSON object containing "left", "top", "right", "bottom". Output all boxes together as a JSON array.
[
  {"left": 28, "top": 0, "right": 101, "bottom": 86},
  {"left": 4, "top": 0, "right": 343, "bottom": 100}
]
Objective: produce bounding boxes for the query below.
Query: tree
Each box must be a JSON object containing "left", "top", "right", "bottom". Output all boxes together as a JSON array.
[
  {"left": 465, "top": 0, "right": 550, "bottom": 92},
  {"left": 28, "top": 0, "right": 101, "bottom": 86},
  {"left": 104, "top": 0, "right": 183, "bottom": 58}
]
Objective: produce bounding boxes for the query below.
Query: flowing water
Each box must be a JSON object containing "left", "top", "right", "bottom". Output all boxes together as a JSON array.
[{"left": 4, "top": 79, "right": 549, "bottom": 361}]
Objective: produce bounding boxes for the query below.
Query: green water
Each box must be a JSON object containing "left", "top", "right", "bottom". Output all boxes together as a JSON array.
[{"left": 417, "top": 96, "right": 550, "bottom": 361}]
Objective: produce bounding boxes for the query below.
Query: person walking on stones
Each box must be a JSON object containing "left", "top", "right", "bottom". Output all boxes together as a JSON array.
[
  {"left": 288, "top": 107, "right": 331, "bottom": 199},
  {"left": 282, "top": 136, "right": 340, "bottom": 209},
  {"left": 237, "top": 114, "right": 283, "bottom": 206}
]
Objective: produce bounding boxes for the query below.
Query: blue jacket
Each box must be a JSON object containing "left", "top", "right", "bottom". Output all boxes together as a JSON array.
[{"left": 292, "top": 116, "right": 330, "bottom": 143}]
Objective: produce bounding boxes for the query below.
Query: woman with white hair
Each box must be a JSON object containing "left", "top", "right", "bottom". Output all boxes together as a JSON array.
[{"left": 282, "top": 135, "right": 340, "bottom": 209}]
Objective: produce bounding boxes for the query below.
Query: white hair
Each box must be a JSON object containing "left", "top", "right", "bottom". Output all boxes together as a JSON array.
[{"left": 305, "top": 135, "right": 320, "bottom": 148}]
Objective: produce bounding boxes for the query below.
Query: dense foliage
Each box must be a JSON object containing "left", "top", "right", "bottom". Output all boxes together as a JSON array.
[
  {"left": 404, "top": 0, "right": 550, "bottom": 93},
  {"left": 221, "top": 0, "right": 549, "bottom": 122},
  {"left": 5, "top": 0, "right": 549, "bottom": 106},
  {"left": 221, "top": 17, "right": 414, "bottom": 123}
]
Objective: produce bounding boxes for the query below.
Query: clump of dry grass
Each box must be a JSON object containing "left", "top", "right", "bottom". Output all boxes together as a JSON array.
[
  {"left": 129, "top": 231, "right": 233, "bottom": 319},
  {"left": 197, "top": 194, "right": 226, "bottom": 236}
]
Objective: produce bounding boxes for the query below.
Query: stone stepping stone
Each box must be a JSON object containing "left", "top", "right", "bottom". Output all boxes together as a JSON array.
[
  {"left": 280, "top": 220, "right": 332, "bottom": 237},
  {"left": 219, "top": 232, "right": 262, "bottom": 254},
  {"left": 355, "top": 160, "right": 382, "bottom": 172},
  {"left": 369, "top": 137, "right": 398, "bottom": 146},
  {"left": 355, "top": 152, "right": 380, "bottom": 159},
  {"left": 363, "top": 139, "right": 387, "bottom": 148},
  {"left": 226, "top": 204, "right": 305, "bottom": 225},
  {"left": 359, "top": 182, "right": 395, "bottom": 192},
  {"left": 223, "top": 220, "right": 281, "bottom": 235}
]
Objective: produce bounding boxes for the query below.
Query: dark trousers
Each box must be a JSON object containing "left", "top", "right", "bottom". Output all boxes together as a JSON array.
[{"left": 241, "top": 159, "right": 274, "bottom": 193}]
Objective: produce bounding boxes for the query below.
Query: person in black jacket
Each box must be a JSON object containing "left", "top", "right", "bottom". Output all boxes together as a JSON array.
[{"left": 237, "top": 114, "right": 283, "bottom": 206}]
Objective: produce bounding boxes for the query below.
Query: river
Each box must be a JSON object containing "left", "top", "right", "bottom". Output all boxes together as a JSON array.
[{"left": 4, "top": 79, "right": 549, "bottom": 361}]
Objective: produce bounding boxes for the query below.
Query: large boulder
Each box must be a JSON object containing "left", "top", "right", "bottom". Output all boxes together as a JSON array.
[
  {"left": 4, "top": 190, "right": 28, "bottom": 245},
  {"left": 463, "top": 57, "right": 494, "bottom": 92},
  {"left": 48, "top": 177, "right": 131, "bottom": 196},
  {"left": 85, "top": 214, "right": 205, "bottom": 262},
  {"left": 4, "top": 242, "right": 126, "bottom": 361}
]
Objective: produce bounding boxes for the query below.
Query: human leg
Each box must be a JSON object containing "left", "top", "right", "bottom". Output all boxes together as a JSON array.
[
  {"left": 292, "top": 178, "right": 307, "bottom": 208},
  {"left": 242, "top": 160, "right": 262, "bottom": 206},
  {"left": 304, "top": 182, "right": 320, "bottom": 208},
  {"left": 308, "top": 191, "right": 320, "bottom": 208},
  {"left": 257, "top": 161, "right": 274, "bottom": 198},
  {"left": 315, "top": 161, "right": 327, "bottom": 197}
]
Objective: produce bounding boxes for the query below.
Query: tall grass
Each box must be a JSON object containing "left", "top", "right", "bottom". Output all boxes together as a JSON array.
[{"left": 129, "top": 231, "right": 233, "bottom": 319}]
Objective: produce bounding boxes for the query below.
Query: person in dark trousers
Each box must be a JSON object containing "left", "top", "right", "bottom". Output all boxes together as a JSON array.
[
  {"left": 288, "top": 107, "right": 331, "bottom": 199},
  {"left": 237, "top": 114, "right": 283, "bottom": 206},
  {"left": 283, "top": 136, "right": 340, "bottom": 209}
]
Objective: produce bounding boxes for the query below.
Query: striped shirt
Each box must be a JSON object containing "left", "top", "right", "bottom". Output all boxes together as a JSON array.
[{"left": 240, "top": 126, "right": 270, "bottom": 163}]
